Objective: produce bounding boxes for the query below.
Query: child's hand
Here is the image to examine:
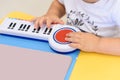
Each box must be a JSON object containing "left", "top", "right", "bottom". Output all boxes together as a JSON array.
[
  {"left": 65, "top": 31, "right": 101, "bottom": 52},
  {"left": 31, "top": 15, "right": 64, "bottom": 29}
]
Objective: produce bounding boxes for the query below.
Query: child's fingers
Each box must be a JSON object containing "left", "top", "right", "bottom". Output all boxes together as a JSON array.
[
  {"left": 46, "top": 19, "right": 53, "bottom": 28},
  {"left": 53, "top": 19, "right": 64, "bottom": 24},
  {"left": 34, "top": 17, "right": 47, "bottom": 28},
  {"left": 31, "top": 16, "right": 64, "bottom": 28},
  {"left": 34, "top": 19, "right": 40, "bottom": 29},
  {"left": 69, "top": 43, "right": 82, "bottom": 49}
]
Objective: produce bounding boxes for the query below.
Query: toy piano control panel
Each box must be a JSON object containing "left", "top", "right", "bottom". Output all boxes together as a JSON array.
[{"left": 0, "top": 18, "right": 79, "bottom": 53}]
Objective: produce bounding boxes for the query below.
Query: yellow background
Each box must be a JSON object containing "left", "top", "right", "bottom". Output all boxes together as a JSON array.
[{"left": 70, "top": 52, "right": 120, "bottom": 80}]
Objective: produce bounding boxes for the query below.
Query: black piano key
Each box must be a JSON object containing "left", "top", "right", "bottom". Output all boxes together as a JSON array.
[
  {"left": 11, "top": 23, "right": 16, "bottom": 29},
  {"left": 43, "top": 28, "right": 48, "bottom": 34},
  {"left": 8, "top": 22, "right": 13, "bottom": 29},
  {"left": 32, "top": 28, "right": 36, "bottom": 33},
  {"left": 36, "top": 27, "right": 41, "bottom": 33},
  {"left": 18, "top": 24, "right": 23, "bottom": 30},
  {"left": 25, "top": 25, "right": 31, "bottom": 31},
  {"left": 22, "top": 24, "right": 27, "bottom": 31},
  {"left": 47, "top": 28, "right": 52, "bottom": 35}
]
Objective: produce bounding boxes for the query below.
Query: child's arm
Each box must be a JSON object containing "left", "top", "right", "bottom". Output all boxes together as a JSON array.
[
  {"left": 46, "top": 0, "right": 65, "bottom": 18},
  {"left": 33, "top": 0, "right": 65, "bottom": 28},
  {"left": 96, "top": 37, "right": 120, "bottom": 55},
  {"left": 65, "top": 32, "right": 120, "bottom": 56}
]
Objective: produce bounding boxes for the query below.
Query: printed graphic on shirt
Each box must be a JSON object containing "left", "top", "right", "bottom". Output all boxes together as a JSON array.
[{"left": 67, "top": 10, "right": 98, "bottom": 34}]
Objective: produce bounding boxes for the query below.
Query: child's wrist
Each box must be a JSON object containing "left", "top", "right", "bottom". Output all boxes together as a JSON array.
[{"left": 93, "top": 37, "right": 103, "bottom": 53}]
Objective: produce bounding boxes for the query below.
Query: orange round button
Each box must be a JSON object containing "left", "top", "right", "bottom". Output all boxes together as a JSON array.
[{"left": 53, "top": 28, "right": 75, "bottom": 44}]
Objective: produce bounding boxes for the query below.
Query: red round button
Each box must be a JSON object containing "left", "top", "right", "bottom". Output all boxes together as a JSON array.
[{"left": 54, "top": 28, "right": 74, "bottom": 43}]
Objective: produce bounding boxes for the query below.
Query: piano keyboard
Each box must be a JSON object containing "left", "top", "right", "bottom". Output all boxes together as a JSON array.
[
  {"left": 0, "top": 18, "right": 79, "bottom": 53},
  {"left": 0, "top": 18, "right": 54, "bottom": 41}
]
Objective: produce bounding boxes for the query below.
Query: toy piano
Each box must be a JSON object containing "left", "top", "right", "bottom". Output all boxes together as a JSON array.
[{"left": 0, "top": 17, "right": 79, "bottom": 53}]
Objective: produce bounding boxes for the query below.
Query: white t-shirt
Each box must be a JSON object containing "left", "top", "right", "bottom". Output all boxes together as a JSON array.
[{"left": 58, "top": 0, "right": 120, "bottom": 37}]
